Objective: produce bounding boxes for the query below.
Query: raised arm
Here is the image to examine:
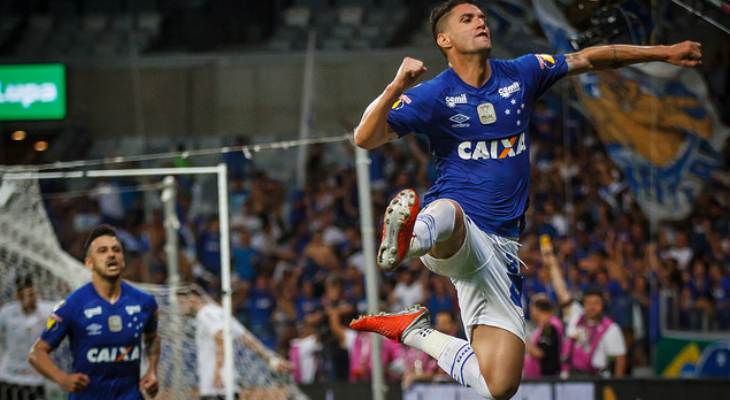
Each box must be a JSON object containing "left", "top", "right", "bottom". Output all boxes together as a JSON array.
[
  {"left": 354, "top": 57, "right": 427, "bottom": 150},
  {"left": 540, "top": 235, "right": 572, "bottom": 308},
  {"left": 565, "top": 41, "right": 702, "bottom": 76}
]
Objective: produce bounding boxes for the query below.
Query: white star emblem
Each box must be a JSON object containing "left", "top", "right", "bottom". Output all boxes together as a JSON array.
[
  {"left": 516, "top": 120, "right": 521, "bottom": 126},
  {"left": 521, "top": 103, "right": 525, "bottom": 109},
  {"left": 517, "top": 109, "right": 521, "bottom": 115},
  {"left": 511, "top": 99, "right": 516, "bottom": 105},
  {"left": 505, "top": 109, "right": 511, "bottom": 115}
]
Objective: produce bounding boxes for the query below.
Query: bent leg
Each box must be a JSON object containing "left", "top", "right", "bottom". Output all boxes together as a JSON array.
[
  {"left": 409, "top": 199, "right": 466, "bottom": 259},
  {"left": 470, "top": 325, "right": 524, "bottom": 400},
  {"left": 429, "top": 326, "right": 523, "bottom": 400}
]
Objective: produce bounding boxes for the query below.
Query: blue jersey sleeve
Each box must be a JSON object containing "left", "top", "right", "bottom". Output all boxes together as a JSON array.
[
  {"left": 143, "top": 297, "right": 159, "bottom": 334},
  {"left": 40, "top": 299, "right": 73, "bottom": 349},
  {"left": 515, "top": 54, "right": 568, "bottom": 100},
  {"left": 386, "top": 83, "right": 438, "bottom": 137}
]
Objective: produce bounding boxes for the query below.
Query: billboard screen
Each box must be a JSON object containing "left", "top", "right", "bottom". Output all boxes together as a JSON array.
[{"left": 0, "top": 64, "right": 66, "bottom": 120}]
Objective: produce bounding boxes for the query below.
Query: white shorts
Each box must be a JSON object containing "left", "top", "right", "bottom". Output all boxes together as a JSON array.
[{"left": 421, "top": 215, "right": 525, "bottom": 343}]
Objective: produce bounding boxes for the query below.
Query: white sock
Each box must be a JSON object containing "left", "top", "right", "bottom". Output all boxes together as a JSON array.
[
  {"left": 407, "top": 200, "right": 456, "bottom": 258},
  {"left": 402, "top": 327, "right": 452, "bottom": 359},
  {"left": 436, "top": 338, "right": 494, "bottom": 399},
  {"left": 403, "top": 328, "right": 494, "bottom": 399}
]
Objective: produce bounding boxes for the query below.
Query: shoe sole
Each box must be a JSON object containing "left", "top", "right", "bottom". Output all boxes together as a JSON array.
[
  {"left": 377, "top": 189, "right": 419, "bottom": 271},
  {"left": 349, "top": 305, "right": 429, "bottom": 343}
]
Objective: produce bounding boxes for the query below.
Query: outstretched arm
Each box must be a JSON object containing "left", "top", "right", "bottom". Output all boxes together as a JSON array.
[
  {"left": 565, "top": 41, "right": 702, "bottom": 76},
  {"left": 354, "top": 57, "right": 427, "bottom": 150},
  {"left": 239, "top": 326, "right": 294, "bottom": 373}
]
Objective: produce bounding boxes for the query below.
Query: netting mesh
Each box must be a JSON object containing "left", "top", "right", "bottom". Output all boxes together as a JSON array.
[{"left": 0, "top": 175, "right": 306, "bottom": 400}]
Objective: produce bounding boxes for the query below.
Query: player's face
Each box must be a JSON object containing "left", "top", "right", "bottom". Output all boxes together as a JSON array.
[
  {"left": 86, "top": 235, "right": 125, "bottom": 280},
  {"left": 17, "top": 286, "right": 37, "bottom": 311},
  {"left": 583, "top": 294, "right": 604, "bottom": 320},
  {"left": 441, "top": 4, "right": 492, "bottom": 56},
  {"left": 177, "top": 295, "right": 195, "bottom": 316}
]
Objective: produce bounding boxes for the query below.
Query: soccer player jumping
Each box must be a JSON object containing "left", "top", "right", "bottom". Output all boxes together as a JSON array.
[
  {"left": 349, "top": 1, "right": 701, "bottom": 399},
  {"left": 28, "top": 225, "right": 160, "bottom": 399}
]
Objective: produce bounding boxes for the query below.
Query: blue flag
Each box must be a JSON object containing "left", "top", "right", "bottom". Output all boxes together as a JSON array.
[{"left": 533, "top": 0, "right": 729, "bottom": 221}]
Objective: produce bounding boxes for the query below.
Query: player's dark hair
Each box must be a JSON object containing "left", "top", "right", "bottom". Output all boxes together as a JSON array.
[
  {"left": 83, "top": 224, "right": 120, "bottom": 255},
  {"left": 429, "top": 0, "right": 480, "bottom": 52},
  {"left": 15, "top": 274, "right": 33, "bottom": 291},
  {"left": 583, "top": 287, "right": 605, "bottom": 303}
]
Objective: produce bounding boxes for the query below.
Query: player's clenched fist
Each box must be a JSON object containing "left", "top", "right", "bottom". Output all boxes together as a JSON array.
[
  {"left": 391, "top": 57, "right": 427, "bottom": 93},
  {"left": 61, "top": 372, "right": 90, "bottom": 393},
  {"left": 666, "top": 40, "right": 702, "bottom": 67},
  {"left": 140, "top": 370, "right": 159, "bottom": 397}
]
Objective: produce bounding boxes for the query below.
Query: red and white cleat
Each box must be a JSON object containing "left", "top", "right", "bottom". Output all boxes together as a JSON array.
[
  {"left": 377, "top": 188, "right": 419, "bottom": 271},
  {"left": 349, "top": 305, "right": 430, "bottom": 343}
]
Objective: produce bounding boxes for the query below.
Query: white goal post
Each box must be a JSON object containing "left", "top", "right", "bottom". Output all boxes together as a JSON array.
[{"left": 0, "top": 164, "right": 306, "bottom": 400}]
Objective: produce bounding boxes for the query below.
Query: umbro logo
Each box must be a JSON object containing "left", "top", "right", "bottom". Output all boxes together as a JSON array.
[
  {"left": 450, "top": 113, "right": 470, "bottom": 128},
  {"left": 86, "top": 323, "right": 103, "bottom": 336},
  {"left": 449, "top": 114, "right": 470, "bottom": 124}
]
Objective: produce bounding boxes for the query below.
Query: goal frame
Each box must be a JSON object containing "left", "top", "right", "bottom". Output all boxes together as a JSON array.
[{"left": 4, "top": 163, "right": 238, "bottom": 400}]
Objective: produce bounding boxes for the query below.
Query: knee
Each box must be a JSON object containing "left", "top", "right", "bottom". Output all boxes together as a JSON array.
[
  {"left": 490, "top": 384, "right": 519, "bottom": 400},
  {"left": 483, "top": 373, "right": 520, "bottom": 400},
  {"left": 430, "top": 199, "right": 463, "bottom": 229}
]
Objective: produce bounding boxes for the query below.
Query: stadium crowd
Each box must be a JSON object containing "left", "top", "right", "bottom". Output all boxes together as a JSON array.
[{"left": 29, "top": 48, "right": 730, "bottom": 383}]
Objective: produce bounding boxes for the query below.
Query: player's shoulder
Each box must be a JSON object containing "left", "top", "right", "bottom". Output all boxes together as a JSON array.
[
  {"left": 64, "top": 282, "right": 94, "bottom": 305},
  {"left": 121, "top": 281, "right": 157, "bottom": 306},
  {"left": 497, "top": 54, "right": 560, "bottom": 72},
  {"left": 199, "top": 302, "right": 221, "bottom": 318},
  {"left": 407, "top": 70, "right": 452, "bottom": 96},
  {"left": 0, "top": 301, "right": 19, "bottom": 317},
  {"left": 198, "top": 303, "right": 224, "bottom": 324},
  {"left": 38, "top": 300, "right": 58, "bottom": 314},
  {"left": 46, "top": 296, "right": 77, "bottom": 322}
]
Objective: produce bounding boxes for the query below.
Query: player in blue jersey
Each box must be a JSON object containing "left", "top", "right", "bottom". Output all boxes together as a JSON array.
[
  {"left": 349, "top": 1, "right": 701, "bottom": 399},
  {"left": 28, "top": 225, "right": 161, "bottom": 399}
]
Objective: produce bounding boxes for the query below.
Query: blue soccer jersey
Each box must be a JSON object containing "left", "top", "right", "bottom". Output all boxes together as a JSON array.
[
  {"left": 41, "top": 281, "right": 158, "bottom": 400},
  {"left": 387, "top": 54, "right": 568, "bottom": 237}
]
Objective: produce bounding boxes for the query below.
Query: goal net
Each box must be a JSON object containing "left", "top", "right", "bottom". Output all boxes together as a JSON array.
[{"left": 0, "top": 175, "right": 306, "bottom": 400}]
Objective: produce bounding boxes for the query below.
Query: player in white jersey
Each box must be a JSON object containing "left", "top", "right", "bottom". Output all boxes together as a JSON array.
[
  {"left": 349, "top": 1, "right": 701, "bottom": 399},
  {"left": 177, "top": 287, "right": 292, "bottom": 400},
  {"left": 0, "top": 276, "right": 55, "bottom": 400}
]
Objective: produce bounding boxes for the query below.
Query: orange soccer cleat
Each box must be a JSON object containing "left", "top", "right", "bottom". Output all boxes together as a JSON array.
[
  {"left": 349, "top": 306, "right": 430, "bottom": 343},
  {"left": 377, "top": 189, "right": 419, "bottom": 271}
]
